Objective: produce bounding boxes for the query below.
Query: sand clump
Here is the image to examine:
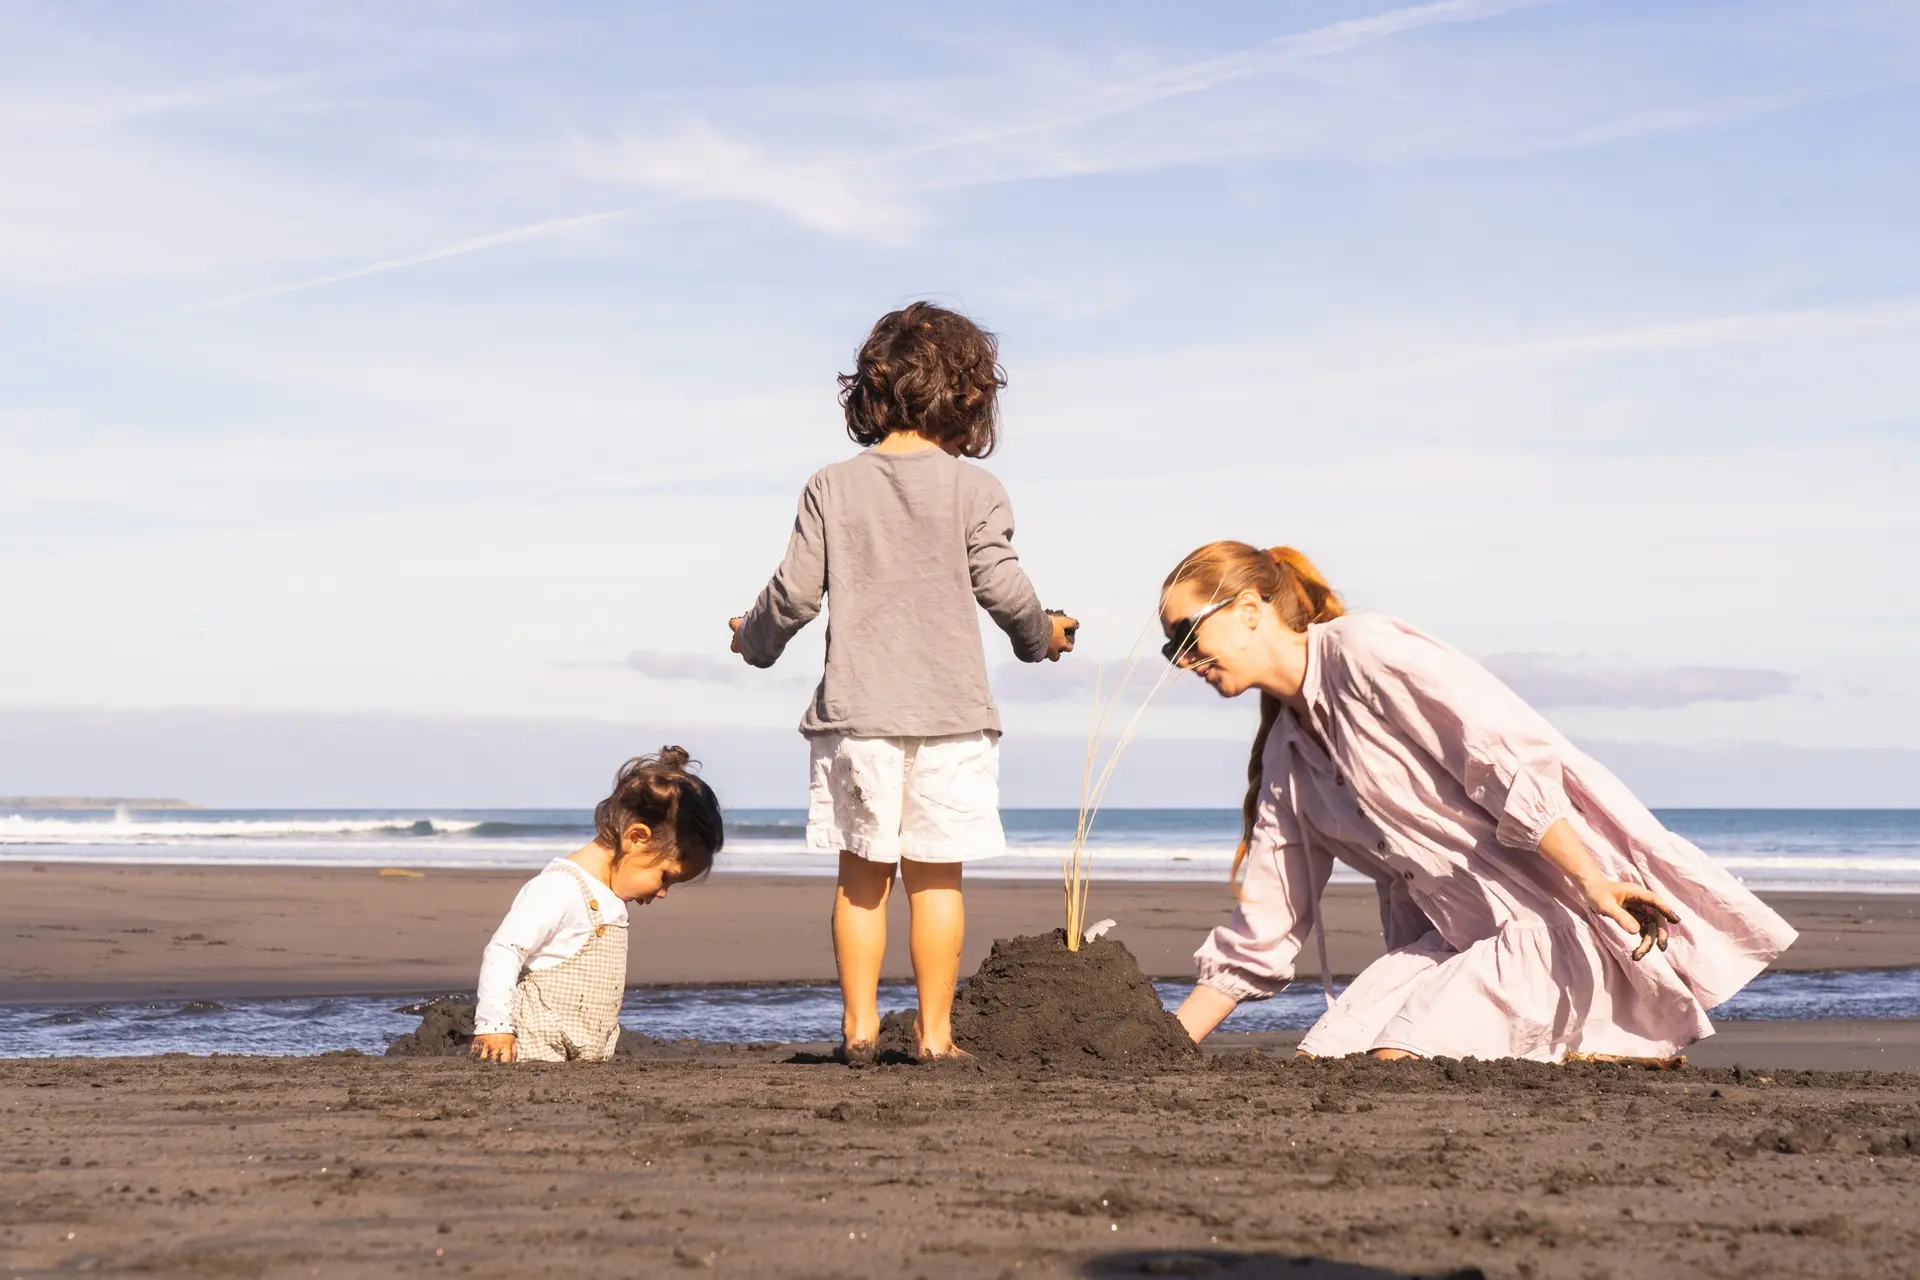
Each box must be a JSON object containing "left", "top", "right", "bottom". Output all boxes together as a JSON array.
[
  {"left": 385, "top": 997, "right": 475, "bottom": 1057},
  {"left": 951, "top": 929, "right": 1201, "bottom": 1070}
]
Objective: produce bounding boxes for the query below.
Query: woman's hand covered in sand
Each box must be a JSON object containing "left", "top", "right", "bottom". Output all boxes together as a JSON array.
[
  {"left": 1578, "top": 878, "right": 1682, "bottom": 961},
  {"left": 471, "top": 1033, "right": 517, "bottom": 1063},
  {"left": 1045, "top": 612, "right": 1078, "bottom": 662},
  {"left": 728, "top": 617, "right": 744, "bottom": 656}
]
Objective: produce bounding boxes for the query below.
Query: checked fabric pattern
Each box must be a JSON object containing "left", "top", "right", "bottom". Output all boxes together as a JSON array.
[{"left": 511, "top": 864, "right": 628, "bottom": 1062}]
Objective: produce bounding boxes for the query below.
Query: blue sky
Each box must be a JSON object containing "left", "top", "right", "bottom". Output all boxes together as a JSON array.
[{"left": 3, "top": 1, "right": 1917, "bottom": 804}]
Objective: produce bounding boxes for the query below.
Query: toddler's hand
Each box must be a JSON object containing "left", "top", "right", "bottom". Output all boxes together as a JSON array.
[
  {"left": 471, "top": 1032, "right": 517, "bottom": 1063},
  {"left": 1045, "top": 611, "right": 1078, "bottom": 662},
  {"left": 728, "top": 617, "right": 744, "bottom": 656}
]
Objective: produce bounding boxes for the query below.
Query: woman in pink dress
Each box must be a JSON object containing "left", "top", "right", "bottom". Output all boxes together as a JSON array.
[{"left": 1162, "top": 541, "right": 1797, "bottom": 1061}]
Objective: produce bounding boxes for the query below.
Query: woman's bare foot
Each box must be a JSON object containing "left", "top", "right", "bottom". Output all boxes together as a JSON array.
[
  {"left": 918, "top": 1042, "right": 971, "bottom": 1062},
  {"left": 1564, "top": 1050, "right": 1686, "bottom": 1069}
]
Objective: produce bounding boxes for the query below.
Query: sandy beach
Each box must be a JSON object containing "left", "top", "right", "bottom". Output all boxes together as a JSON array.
[
  {"left": 5, "top": 863, "right": 1916, "bottom": 1001},
  {"left": 4, "top": 1048, "right": 1917, "bottom": 1278},
  {"left": 5, "top": 863, "right": 1918, "bottom": 1276}
]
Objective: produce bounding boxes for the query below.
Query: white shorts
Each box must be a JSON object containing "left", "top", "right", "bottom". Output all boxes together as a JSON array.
[{"left": 806, "top": 731, "right": 1006, "bottom": 865}]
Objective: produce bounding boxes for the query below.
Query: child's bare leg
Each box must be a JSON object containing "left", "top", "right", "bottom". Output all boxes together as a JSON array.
[
  {"left": 833, "top": 851, "right": 895, "bottom": 1046},
  {"left": 900, "top": 858, "right": 964, "bottom": 1056}
]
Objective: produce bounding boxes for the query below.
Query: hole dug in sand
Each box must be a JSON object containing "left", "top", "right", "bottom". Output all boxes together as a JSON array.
[{"left": 385, "top": 929, "right": 1203, "bottom": 1071}]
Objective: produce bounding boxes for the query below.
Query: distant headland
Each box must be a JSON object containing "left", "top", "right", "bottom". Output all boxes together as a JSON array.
[{"left": 0, "top": 796, "right": 202, "bottom": 810}]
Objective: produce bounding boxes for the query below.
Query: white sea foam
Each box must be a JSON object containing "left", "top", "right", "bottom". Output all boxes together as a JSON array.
[
  {"left": 4, "top": 808, "right": 1917, "bottom": 889},
  {"left": 1712, "top": 854, "right": 1920, "bottom": 874},
  {"left": 0, "top": 814, "right": 484, "bottom": 843}
]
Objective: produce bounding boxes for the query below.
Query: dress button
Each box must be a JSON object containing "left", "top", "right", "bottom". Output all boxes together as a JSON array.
[
  {"left": 1375, "top": 840, "right": 1388, "bottom": 853},
  {"left": 1404, "top": 871, "right": 1415, "bottom": 882}
]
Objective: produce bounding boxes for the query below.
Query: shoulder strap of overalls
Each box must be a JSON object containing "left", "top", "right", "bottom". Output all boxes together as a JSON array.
[{"left": 552, "top": 861, "right": 607, "bottom": 931}]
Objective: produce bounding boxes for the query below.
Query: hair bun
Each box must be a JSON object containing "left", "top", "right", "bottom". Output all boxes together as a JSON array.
[{"left": 658, "top": 745, "right": 691, "bottom": 770}]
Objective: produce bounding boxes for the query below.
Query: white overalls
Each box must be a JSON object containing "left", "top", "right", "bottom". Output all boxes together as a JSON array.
[{"left": 511, "top": 864, "right": 628, "bottom": 1062}]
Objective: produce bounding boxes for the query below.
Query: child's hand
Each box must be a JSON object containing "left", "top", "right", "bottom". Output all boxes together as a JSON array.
[
  {"left": 471, "top": 1032, "right": 517, "bottom": 1063},
  {"left": 728, "top": 617, "right": 744, "bottom": 656},
  {"left": 1045, "top": 611, "right": 1078, "bottom": 662}
]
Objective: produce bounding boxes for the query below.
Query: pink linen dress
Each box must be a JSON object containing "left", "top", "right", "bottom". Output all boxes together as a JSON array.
[{"left": 1194, "top": 613, "right": 1798, "bottom": 1061}]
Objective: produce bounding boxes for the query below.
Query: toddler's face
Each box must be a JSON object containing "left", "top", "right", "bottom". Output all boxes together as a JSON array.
[{"left": 610, "top": 853, "right": 687, "bottom": 906}]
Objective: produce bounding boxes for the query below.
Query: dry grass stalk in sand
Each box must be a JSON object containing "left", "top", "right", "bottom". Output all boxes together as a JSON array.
[{"left": 1062, "top": 607, "right": 1207, "bottom": 951}]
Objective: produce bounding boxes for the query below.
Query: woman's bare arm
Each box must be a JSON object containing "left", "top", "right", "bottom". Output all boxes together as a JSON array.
[
  {"left": 1175, "top": 984, "right": 1240, "bottom": 1042},
  {"left": 1537, "top": 818, "right": 1681, "bottom": 960}
]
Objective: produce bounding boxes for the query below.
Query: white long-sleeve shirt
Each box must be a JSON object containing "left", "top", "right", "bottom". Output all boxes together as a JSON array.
[{"left": 475, "top": 859, "right": 629, "bottom": 1036}]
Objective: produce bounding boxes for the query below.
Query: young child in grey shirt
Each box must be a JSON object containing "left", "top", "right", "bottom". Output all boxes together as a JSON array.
[{"left": 730, "top": 302, "right": 1076, "bottom": 1063}]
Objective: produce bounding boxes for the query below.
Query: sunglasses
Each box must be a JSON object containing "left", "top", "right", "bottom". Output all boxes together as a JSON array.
[{"left": 1161, "top": 595, "right": 1239, "bottom": 664}]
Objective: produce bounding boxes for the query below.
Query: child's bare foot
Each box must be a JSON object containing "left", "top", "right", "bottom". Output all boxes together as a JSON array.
[
  {"left": 912, "top": 1012, "right": 967, "bottom": 1062},
  {"left": 835, "top": 1040, "right": 877, "bottom": 1069}
]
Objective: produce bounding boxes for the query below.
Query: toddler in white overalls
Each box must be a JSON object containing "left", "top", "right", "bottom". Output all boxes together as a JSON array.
[{"left": 470, "top": 747, "right": 725, "bottom": 1063}]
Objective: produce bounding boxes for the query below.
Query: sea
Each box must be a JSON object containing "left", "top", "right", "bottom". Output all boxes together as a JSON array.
[
  {"left": 5, "top": 805, "right": 1920, "bottom": 890},
  {"left": 4, "top": 969, "right": 1919, "bottom": 1059},
  {"left": 4, "top": 805, "right": 1917, "bottom": 1056}
]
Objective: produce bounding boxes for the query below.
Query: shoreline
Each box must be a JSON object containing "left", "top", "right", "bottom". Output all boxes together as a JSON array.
[
  {"left": 7, "top": 1021, "right": 1919, "bottom": 1074},
  {"left": 3, "top": 863, "right": 1916, "bottom": 1005}
]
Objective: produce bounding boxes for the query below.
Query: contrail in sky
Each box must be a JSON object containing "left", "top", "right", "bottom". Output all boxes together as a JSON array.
[
  {"left": 46, "top": 208, "right": 635, "bottom": 347},
  {"left": 895, "top": 0, "right": 1551, "bottom": 160}
]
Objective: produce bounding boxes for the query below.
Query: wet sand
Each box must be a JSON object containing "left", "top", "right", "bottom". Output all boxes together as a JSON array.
[
  {"left": 1214, "top": 1020, "right": 1920, "bottom": 1073},
  {"left": 4, "top": 864, "right": 1916, "bottom": 1003},
  {"left": 4, "top": 1049, "right": 1917, "bottom": 1279}
]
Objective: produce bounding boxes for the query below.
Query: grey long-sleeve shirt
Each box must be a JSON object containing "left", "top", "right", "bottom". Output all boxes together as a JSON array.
[{"left": 737, "top": 447, "right": 1053, "bottom": 738}]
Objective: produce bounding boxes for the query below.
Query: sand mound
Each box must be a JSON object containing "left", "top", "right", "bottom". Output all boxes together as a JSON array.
[
  {"left": 385, "top": 997, "right": 475, "bottom": 1057},
  {"left": 951, "top": 930, "right": 1201, "bottom": 1070},
  {"left": 874, "top": 1008, "right": 921, "bottom": 1061}
]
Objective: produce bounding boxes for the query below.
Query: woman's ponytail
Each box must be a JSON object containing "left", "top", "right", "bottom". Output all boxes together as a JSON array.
[
  {"left": 1267, "top": 546, "right": 1344, "bottom": 628},
  {"left": 1232, "top": 694, "right": 1284, "bottom": 887},
  {"left": 1163, "top": 541, "right": 1344, "bottom": 888}
]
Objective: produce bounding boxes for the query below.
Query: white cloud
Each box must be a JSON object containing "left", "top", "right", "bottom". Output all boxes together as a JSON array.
[
  {"left": 578, "top": 120, "right": 919, "bottom": 242},
  {"left": 1483, "top": 655, "right": 1795, "bottom": 709},
  {"left": 624, "top": 649, "right": 806, "bottom": 690},
  {"left": 560, "top": 1, "right": 1597, "bottom": 240},
  {"left": 561, "top": 0, "right": 1918, "bottom": 240}
]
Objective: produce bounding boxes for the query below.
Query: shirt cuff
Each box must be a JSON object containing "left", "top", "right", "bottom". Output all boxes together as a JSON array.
[
  {"left": 1017, "top": 606, "right": 1054, "bottom": 662},
  {"left": 1195, "top": 959, "right": 1290, "bottom": 1003},
  {"left": 1494, "top": 767, "right": 1572, "bottom": 851},
  {"left": 473, "top": 1018, "right": 514, "bottom": 1036}
]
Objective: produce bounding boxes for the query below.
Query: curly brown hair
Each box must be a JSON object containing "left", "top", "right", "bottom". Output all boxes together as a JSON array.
[{"left": 838, "top": 302, "right": 1006, "bottom": 457}]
